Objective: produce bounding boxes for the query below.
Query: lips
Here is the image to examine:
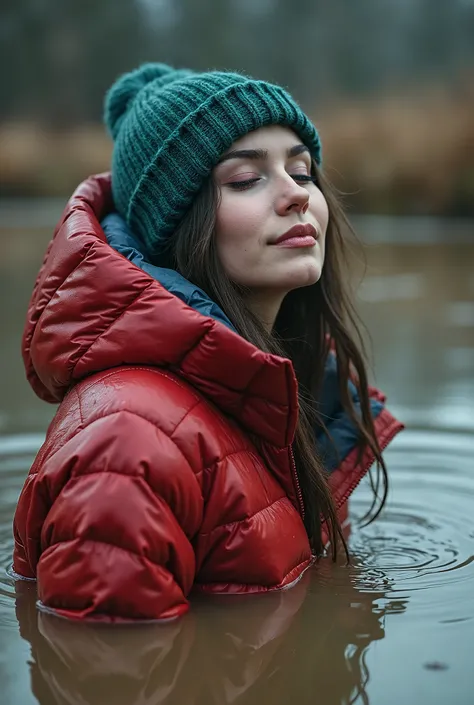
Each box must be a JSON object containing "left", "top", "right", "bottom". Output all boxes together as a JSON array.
[{"left": 273, "top": 223, "right": 318, "bottom": 245}]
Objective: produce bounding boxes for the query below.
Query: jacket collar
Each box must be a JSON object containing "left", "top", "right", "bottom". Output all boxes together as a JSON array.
[{"left": 23, "top": 173, "right": 298, "bottom": 448}]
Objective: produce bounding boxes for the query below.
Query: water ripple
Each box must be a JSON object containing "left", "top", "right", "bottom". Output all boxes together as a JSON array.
[{"left": 342, "top": 429, "right": 474, "bottom": 620}]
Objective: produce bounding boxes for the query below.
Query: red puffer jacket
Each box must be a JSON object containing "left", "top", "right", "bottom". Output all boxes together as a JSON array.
[{"left": 12, "top": 174, "right": 403, "bottom": 622}]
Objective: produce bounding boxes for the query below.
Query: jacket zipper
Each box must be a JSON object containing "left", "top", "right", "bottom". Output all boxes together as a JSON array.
[
  {"left": 335, "top": 420, "right": 403, "bottom": 511},
  {"left": 289, "top": 445, "right": 305, "bottom": 519}
]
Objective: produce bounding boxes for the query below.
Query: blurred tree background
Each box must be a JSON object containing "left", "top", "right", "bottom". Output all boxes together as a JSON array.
[{"left": 1, "top": 0, "right": 473, "bottom": 214}]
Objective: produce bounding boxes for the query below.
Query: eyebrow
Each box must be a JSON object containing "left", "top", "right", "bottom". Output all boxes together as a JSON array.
[{"left": 217, "top": 143, "right": 310, "bottom": 164}]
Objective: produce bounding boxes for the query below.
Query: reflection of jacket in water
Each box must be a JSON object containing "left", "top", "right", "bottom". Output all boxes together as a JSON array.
[
  {"left": 15, "top": 569, "right": 390, "bottom": 705},
  {"left": 13, "top": 174, "right": 403, "bottom": 621}
]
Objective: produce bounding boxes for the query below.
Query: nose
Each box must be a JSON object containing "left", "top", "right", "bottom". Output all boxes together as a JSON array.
[{"left": 275, "top": 177, "right": 310, "bottom": 216}]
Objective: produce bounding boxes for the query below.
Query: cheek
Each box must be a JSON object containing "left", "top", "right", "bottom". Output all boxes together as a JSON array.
[
  {"left": 216, "top": 196, "right": 263, "bottom": 239},
  {"left": 215, "top": 197, "right": 265, "bottom": 261},
  {"left": 215, "top": 198, "right": 268, "bottom": 286}
]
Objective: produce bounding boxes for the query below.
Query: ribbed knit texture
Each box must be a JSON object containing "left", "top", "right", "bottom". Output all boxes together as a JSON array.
[{"left": 104, "top": 63, "right": 322, "bottom": 256}]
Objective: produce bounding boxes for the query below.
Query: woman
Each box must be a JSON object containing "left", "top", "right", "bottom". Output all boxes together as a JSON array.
[{"left": 12, "top": 63, "right": 403, "bottom": 621}]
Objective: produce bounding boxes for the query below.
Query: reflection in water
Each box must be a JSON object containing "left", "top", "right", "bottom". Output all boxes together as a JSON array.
[{"left": 14, "top": 567, "right": 391, "bottom": 705}]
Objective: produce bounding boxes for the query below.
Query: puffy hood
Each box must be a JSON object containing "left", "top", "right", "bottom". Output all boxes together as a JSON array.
[
  {"left": 22, "top": 173, "right": 298, "bottom": 447},
  {"left": 100, "top": 211, "right": 235, "bottom": 331}
]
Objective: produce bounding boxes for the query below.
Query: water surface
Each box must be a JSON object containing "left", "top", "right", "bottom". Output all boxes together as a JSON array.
[{"left": 0, "top": 210, "right": 473, "bottom": 704}]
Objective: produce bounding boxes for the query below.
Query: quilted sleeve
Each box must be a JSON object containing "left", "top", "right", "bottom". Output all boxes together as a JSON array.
[{"left": 13, "top": 410, "right": 204, "bottom": 622}]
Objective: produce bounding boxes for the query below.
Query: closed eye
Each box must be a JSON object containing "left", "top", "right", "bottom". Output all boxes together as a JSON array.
[
  {"left": 227, "top": 178, "right": 261, "bottom": 191},
  {"left": 228, "top": 174, "right": 317, "bottom": 191}
]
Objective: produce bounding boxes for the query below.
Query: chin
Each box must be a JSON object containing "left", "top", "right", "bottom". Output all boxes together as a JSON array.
[{"left": 282, "top": 260, "right": 323, "bottom": 290}]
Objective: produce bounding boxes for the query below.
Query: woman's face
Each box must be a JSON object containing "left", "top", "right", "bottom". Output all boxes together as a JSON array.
[{"left": 213, "top": 125, "right": 328, "bottom": 299}]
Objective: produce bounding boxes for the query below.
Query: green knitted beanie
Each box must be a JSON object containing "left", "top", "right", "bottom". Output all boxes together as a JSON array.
[{"left": 104, "top": 62, "right": 322, "bottom": 256}]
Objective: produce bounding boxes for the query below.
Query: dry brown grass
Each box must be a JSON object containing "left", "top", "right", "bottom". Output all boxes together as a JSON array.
[
  {"left": 315, "top": 84, "right": 474, "bottom": 215},
  {"left": 0, "top": 123, "right": 112, "bottom": 197},
  {"left": 1, "top": 84, "right": 473, "bottom": 214}
]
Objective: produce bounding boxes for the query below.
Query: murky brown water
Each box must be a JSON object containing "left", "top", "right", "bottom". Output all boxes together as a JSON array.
[{"left": 1, "top": 210, "right": 473, "bottom": 704}]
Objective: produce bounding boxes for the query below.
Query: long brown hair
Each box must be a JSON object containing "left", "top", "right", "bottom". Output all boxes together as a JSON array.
[{"left": 157, "top": 161, "right": 388, "bottom": 560}]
